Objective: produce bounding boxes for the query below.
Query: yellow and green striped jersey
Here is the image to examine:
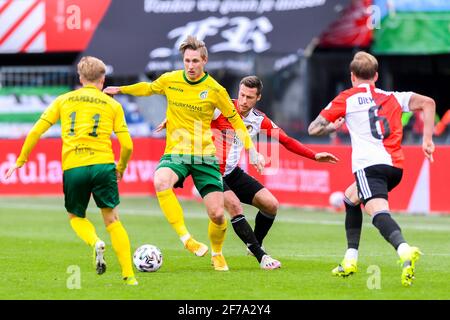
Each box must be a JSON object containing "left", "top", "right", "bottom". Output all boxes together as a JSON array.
[
  {"left": 120, "top": 70, "right": 253, "bottom": 155},
  {"left": 35, "top": 85, "right": 129, "bottom": 171}
]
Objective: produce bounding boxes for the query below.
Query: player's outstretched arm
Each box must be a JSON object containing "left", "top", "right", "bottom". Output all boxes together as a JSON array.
[
  {"left": 308, "top": 115, "right": 344, "bottom": 136},
  {"left": 105, "top": 74, "right": 168, "bottom": 97},
  {"left": 267, "top": 124, "right": 339, "bottom": 164},
  {"left": 104, "top": 82, "right": 154, "bottom": 96},
  {"left": 409, "top": 93, "right": 436, "bottom": 162},
  {"left": 314, "top": 152, "right": 339, "bottom": 164},
  {"left": 5, "top": 119, "right": 52, "bottom": 179},
  {"left": 103, "top": 86, "right": 121, "bottom": 95}
]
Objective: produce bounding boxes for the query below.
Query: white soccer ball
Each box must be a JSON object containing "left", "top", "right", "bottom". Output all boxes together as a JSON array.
[
  {"left": 133, "top": 244, "right": 163, "bottom": 272},
  {"left": 329, "top": 191, "right": 345, "bottom": 209}
]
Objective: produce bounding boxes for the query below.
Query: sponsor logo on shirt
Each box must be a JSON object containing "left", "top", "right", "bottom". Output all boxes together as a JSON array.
[
  {"left": 199, "top": 90, "right": 208, "bottom": 100},
  {"left": 168, "top": 86, "right": 183, "bottom": 92},
  {"left": 168, "top": 99, "right": 203, "bottom": 112},
  {"left": 74, "top": 144, "right": 94, "bottom": 155}
]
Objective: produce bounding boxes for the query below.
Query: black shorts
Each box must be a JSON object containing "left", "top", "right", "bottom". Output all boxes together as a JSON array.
[
  {"left": 223, "top": 167, "right": 264, "bottom": 205},
  {"left": 354, "top": 164, "right": 403, "bottom": 205}
]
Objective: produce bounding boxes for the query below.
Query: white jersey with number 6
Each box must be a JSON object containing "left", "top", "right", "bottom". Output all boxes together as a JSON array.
[{"left": 320, "top": 83, "right": 413, "bottom": 173}]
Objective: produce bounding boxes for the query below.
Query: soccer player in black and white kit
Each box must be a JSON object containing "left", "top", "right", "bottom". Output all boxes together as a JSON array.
[{"left": 211, "top": 76, "right": 339, "bottom": 269}]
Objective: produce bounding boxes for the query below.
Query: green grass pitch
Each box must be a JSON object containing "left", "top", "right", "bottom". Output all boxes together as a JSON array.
[{"left": 0, "top": 196, "right": 449, "bottom": 300}]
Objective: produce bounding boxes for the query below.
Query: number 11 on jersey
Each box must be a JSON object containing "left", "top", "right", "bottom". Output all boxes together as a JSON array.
[{"left": 68, "top": 112, "right": 101, "bottom": 137}]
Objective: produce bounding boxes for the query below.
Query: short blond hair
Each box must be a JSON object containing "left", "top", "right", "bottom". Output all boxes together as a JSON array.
[
  {"left": 77, "top": 56, "right": 106, "bottom": 82},
  {"left": 179, "top": 35, "right": 208, "bottom": 59},
  {"left": 350, "top": 51, "right": 378, "bottom": 80}
]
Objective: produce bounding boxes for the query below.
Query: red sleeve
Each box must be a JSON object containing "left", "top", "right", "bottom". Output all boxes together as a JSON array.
[
  {"left": 320, "top": 92, "right": 347, "bottom": 123},
  {"left": 260, "top": 116, "right": 316, "bottom": 160}
]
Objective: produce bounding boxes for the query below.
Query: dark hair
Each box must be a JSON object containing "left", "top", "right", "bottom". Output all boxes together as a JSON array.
[
  {"left": 240, "top": 75, "right": 263, "bottom": 95},
  {"left": 350, "top": 51, "right": 378, "bottom": 80}
]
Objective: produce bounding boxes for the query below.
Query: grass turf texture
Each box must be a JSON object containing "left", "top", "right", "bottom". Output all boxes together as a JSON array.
[{"left": 0, "top": 196, "right": 449, "bottom": 300}]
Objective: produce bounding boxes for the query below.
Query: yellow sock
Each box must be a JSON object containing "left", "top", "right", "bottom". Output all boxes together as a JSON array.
[
  {"left": 208, "top": 219, "right": 227, "bottom": 254},
  {"left": 106, "top": 221, "right": 134, "bottom": 279},
  {"left": 156, "top": 189, "right": 189, "bottom": 238},
  {"left": 70, "top": 217, "right": 99, "bottom": 247}
]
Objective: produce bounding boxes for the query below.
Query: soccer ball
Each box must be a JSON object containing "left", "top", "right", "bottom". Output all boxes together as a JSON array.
[
  {"left": 329, "top": 191, "right": 345, "bottom": 210},
  {"left": 133, "top": 244, "right": 163, "bottom": 272}
]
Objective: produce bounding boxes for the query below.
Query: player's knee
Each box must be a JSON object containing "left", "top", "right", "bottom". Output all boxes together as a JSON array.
[
  {"left": 67, "top": 213, "right": 78, "bottom": 220},
  {"left": 101, "top": 207, "right": 119, "bottom": 226},
  {"left": 207, "top": 205, "right": 225, "bottom": 224},
  {"left": 154, "top": 176, "right": 172, "bottom": 192},
  {"left": 103, "top": 215, "right": 118, "bottom": 227},
  {"left": 102, "top": 214, "right": 118, "bottom": 226},
  {"left": 344, "top": 185, "right": 360, "bottom": 205},
  {"left": 264, "top": 198, "right": 279, "bottom": 215}
]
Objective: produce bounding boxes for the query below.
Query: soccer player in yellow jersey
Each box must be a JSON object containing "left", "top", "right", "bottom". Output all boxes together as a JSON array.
[
  {"left": 104, "top": 36, "right": 264, "bottom": 271},
  {"left": 5, "top": 56, "right": 138, "bottom": 285}
]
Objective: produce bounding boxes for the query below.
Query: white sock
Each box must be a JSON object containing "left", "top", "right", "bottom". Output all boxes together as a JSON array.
[
  {"left": 211, "top": 251, "right": 222, "bottom": 257},
  {"left": 397, "top": 242, "right": 410, "bottom": 257},
  {"left": 180, "top": 233, "right": 191, "bottom": 245},
  {"left": 344, "top": 248, "right": 358, "bottom": 261}
]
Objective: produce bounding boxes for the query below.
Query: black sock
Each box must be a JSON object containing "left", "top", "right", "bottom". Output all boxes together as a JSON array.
[
  {"left": 254, "top": 211, "right": 275, "bottom": 246},
  {"left": 372, "top": 211, "right": 406, "bottom": 250},
  {"left": 231, "top": 214, "right": 265, "bottom": 262},
  {"left": 344, "top": 197, "right": 363, "bottom": 250}
]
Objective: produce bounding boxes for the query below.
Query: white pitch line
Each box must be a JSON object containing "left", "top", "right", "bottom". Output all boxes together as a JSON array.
[{"left": 1, "top": 202, "right": 450, "bottom": 232}]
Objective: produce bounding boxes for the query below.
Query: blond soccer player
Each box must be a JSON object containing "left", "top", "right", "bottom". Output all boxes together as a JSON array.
[
  {"left": 308, "top": 51, "right": 435, "bottom": 286},
  {"left": 5, "top": 56, "right": 137, "bottom": 285},
  {"left": 104, "top": 36, "right": 264, "bottom": 271}
]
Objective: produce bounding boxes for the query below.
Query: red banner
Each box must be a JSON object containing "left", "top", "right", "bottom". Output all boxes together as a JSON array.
[
  {"left": 248, "top": 144, "right": 450, "bottom": 214},
  {"left": 45, "top": 0, "right": 111, "bottom": 52},
  {"left": 0, "top": 0, "right": 110, "bottom": 53},
  {"left": 1, "top": 138, "right": 449, "bottom": 214}
]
